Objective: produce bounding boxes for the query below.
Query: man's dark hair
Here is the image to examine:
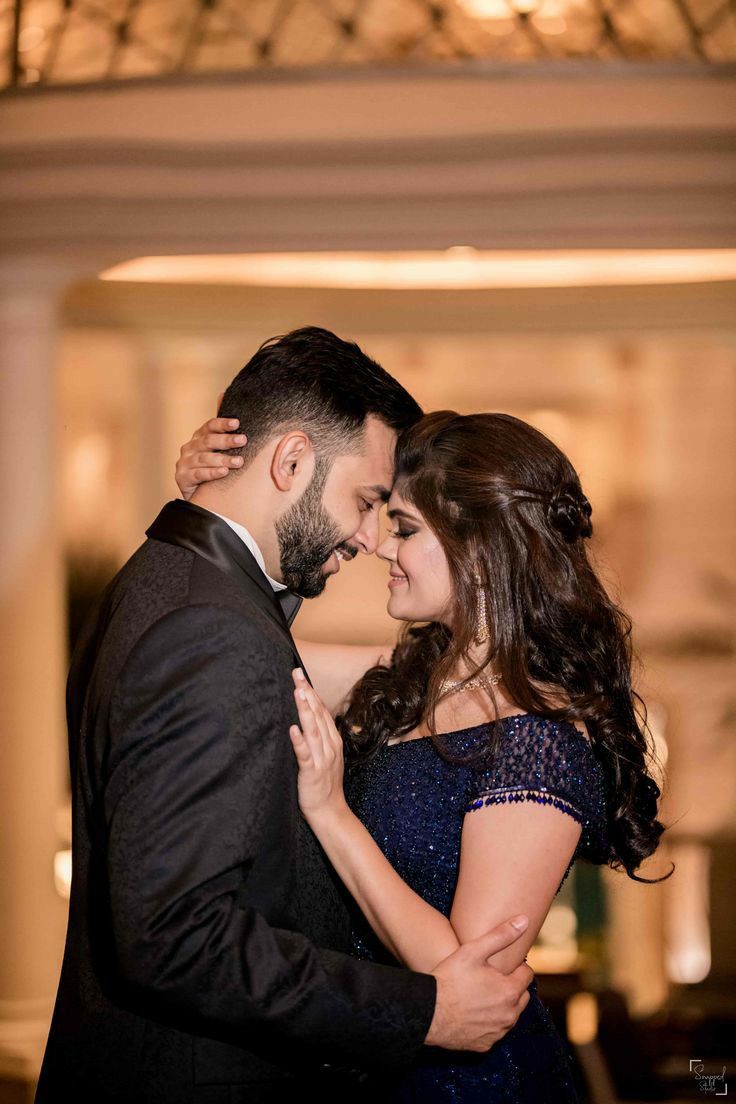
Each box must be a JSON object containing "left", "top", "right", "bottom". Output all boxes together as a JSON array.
[{"left": 217, "top": 326, "right": 423, "bottom": 471}]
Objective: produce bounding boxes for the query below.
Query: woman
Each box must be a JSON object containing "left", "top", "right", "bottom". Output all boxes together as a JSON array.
[{"left": 175, "top": 409, "right": 672, "bottom": 1102}]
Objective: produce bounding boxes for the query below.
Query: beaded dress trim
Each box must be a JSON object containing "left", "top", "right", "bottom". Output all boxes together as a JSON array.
[{"left": 464, "top": 785, "right": 585, "bottom": 826}]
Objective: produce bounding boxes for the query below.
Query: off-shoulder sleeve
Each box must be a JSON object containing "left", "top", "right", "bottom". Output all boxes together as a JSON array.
[{"left": 463, "top": 714, "right": 609, "bottom": 862}]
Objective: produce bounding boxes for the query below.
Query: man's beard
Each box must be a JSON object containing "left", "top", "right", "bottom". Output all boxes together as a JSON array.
[{"left": 275, "top": 455, "right": 352, "bottom": 598}]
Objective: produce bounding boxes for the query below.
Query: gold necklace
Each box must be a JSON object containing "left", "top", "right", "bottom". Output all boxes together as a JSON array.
[{"left": 439, "top": 668, "right": 502, "bottom": 694}]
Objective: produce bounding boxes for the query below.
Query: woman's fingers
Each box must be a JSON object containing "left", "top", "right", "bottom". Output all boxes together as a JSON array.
[
  {"left": 307, "top": 684, "right": 341, "bottom": 757},
  {"left": 182, "top": 432, "right": 246, "bottom": 457},
  {"left": 294, "top": 687, "right": 325, "bottom": 768},
  {"left": 189, "top": 417, "right": 224, "bottom": 442},
  {"left": 192, "top": 450, "right": 244, "bottom": 470},
  {"left": 289, "top": 724, "right": 312, "bottom": 765},
  {"left": 175, "top": 454, "right": 240, "bottom": 484},
  {"left": 293, "top": 673, "right": 333, "bottom": 760},
  {"left": 200, "top": 415, "right": 241, "bottom": 437},
  {"left": 187, "top": 465, "right": 229, "bottom": 482},
  {"left": 175, "top": 415, "right": 248, "bottom": 499},
  {"left": 188, "top": 417, "right": 245, "bottom": 446},
  {"left": 199, "top": 432, "right": 247, "bottom": 452}
]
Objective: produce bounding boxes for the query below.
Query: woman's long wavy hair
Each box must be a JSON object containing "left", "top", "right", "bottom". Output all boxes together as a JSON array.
[{"left": 339, "top": 411, "right": 673, "bottom": 884}]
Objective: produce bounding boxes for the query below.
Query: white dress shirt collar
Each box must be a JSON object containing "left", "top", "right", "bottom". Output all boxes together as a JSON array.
[{"left": 206, "top": 509, "right": 288, "bottom": 593}]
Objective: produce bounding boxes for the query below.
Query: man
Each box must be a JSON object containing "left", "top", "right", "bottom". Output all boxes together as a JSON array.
[{"left": 37, "top": 327, "right": 533, "bottom": 1104}]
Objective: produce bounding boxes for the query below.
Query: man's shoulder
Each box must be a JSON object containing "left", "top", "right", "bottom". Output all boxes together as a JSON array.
[
  {"left": 108, "top": 536, "right": 194, "bottom": 622},
  {"left": 114, "top": 537, "right": 261, "bottom": 623},
  {"left": 85, "top": 538, "right": 287, "bottom": 676}
]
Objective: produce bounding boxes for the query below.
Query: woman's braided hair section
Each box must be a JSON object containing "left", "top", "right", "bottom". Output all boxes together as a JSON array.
[{"left": 546, "top": 479, "right": 593, "bottom": 543}]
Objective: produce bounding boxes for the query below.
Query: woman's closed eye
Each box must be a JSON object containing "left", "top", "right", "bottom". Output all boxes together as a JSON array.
[{"left": 387, "top": 527, "right": 415, "bottom": 540}]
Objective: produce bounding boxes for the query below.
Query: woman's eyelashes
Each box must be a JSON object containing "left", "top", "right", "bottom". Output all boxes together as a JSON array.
[{"left": 387, "top": 527, "right": 416, "bottom": 540}]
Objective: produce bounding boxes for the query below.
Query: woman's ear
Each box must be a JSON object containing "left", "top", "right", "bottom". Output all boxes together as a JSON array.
[{"left": 271, "top": 430, "right": 314, "bottom": 491}]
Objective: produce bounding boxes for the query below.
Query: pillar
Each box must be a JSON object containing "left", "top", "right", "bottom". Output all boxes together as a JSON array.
[{"left": 0, "top": 258, "right": 71, "bottom": 1087}]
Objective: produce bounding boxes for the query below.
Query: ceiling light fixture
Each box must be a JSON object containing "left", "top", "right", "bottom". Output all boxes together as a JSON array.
[{"left": 99, "top": 250, "right": 736, "bottom": 290}]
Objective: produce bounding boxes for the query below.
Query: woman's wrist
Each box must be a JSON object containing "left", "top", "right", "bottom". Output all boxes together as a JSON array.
[{"left": 304, "top": 797, "right": 352, "bottom": 834}]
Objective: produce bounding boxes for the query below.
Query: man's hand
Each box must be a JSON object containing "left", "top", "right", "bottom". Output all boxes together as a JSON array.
[{"left": 425, "top": 916, "right": 534, "bottom": 1052}]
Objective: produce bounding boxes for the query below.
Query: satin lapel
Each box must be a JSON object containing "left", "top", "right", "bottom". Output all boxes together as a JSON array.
[
  {"left": 278, "top": 590, "right": 304, "bottom": 629},
  {"left": 146, "top": 500, "right": 309, "bottom": 677}
]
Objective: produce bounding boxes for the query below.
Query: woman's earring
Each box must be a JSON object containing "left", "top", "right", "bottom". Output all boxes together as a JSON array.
[{"left": 473, "top": 572, "right": 490, "bottom": 646}]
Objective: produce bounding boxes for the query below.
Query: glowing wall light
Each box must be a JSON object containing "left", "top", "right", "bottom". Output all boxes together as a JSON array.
[
  {"left": 99, "top": 250, "right": 736, "bottom": 291},
  {"left": 665, "top": 842, "right": 711, "bottom": 984}
]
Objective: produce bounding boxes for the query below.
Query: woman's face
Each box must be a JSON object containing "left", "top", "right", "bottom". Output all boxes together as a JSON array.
[{"left": 376, "top": 488, "right": 454, "bottom": 624}]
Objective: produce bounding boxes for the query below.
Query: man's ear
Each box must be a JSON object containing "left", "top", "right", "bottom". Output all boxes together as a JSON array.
[{"left": 271, "top": 430, "right": 314, "bottom": 492}]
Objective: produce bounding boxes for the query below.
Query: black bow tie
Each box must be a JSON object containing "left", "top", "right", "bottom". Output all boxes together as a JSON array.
[{"left": 276, "top": 587, "right": 303, "bottom": 629}]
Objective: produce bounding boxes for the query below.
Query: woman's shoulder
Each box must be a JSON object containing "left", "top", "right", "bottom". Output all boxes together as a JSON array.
[
  {"left": 446, "top": 709, "right": 595, "bottom": 762},
  {"left": 464, "top": 711, "right": 609, "bottom": 853},
  {"left": 497, "top": 712, "right": 603, "bottom": 787},
  {"left": 503, "top": 710, "right": 591, "bottom": 737},
  {"left": 493, "top": 710, "right": 593, "bottom": 750}
]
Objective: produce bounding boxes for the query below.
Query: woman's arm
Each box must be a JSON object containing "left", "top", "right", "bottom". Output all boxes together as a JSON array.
[
  {"left": 307, "top": 796, "right": 580, "bottom": 976},
  {"left": 449, "top": 803, "right": 581, "bottom": 975},
  {"left": 290, "top": 674, "right": 581, "bottom": 975},
  {"left": 308, "top": 802, "right": 461, "bottom": 971},
  {"left": 294, "top": 640, "right": 394, "bottom": 717}
]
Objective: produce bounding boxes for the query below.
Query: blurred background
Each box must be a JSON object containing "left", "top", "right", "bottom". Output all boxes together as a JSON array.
[{"left": 1, "top": 2, "right": 735, "bottom": 1101}]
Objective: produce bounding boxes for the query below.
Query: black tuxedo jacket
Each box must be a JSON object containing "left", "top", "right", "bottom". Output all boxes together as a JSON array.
[{"left": 36, "top": 500, "right": 436, "bottom": 1104}]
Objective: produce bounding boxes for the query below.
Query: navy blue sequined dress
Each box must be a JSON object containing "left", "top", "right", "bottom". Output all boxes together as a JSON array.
[{"left": 343, "top": 713, "right": 609, "bottom": 1103}]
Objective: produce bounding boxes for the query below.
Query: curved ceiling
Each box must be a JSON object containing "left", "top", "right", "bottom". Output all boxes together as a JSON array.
[{"left": 2, "top": 0, "right": 734, "bottom": 91}]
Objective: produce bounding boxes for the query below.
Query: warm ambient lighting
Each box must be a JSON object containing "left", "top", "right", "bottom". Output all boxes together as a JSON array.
[
  {"left": 527, "top": 901, "right": 579, "bottom": 973},
  {"left": 458, "top": 0, "right": 546, "bottom": 16},
  {"left": 567, "top": 992, "right": 599, "bottom": 1046},
  {"left": 99, "top": 250, "right": 736, "bottom": 290},
  {"left": 665, "top": 842, "right": 712, "bottom": 984},
  {"left": 54, "top": 850, "right": 72, "bottom": 900}
]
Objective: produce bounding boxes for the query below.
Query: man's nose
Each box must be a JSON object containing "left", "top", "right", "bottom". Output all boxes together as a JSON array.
[{"left": 354, "top": 509, "right": 382, "bottom": 555}]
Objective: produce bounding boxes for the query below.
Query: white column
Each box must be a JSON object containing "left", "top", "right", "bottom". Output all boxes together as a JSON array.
[
  {"left": 133, "top": 334, "right": 221, "bottom": 537},
  {"left": 0, "top": 259, "right": 72, "bottom": 1084}
]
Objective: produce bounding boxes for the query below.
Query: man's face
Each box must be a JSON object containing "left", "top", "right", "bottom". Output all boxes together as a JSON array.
[{"left": 275, "top": 414, "right": 397, "bottom": 598}]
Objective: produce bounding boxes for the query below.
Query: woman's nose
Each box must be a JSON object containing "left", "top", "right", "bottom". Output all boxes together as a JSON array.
[{"left": 376, "top": 536, "right": 394, "bottom": 561}]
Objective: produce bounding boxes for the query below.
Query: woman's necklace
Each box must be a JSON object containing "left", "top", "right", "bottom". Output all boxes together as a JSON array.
[{"left": 439, "top": 666, "right": 502, "bottom": 694}]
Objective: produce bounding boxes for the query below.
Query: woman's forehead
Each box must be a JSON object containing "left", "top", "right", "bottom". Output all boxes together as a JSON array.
[
  {"left": 387, "top": 487, "right": 423, "bottom": 520},
  {"left": 387, "top": 486, "right": 409, "bottom": 509}
]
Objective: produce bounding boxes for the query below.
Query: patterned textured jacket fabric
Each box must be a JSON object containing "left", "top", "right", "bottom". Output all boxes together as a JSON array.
[{"left": 36, "top": 499, "right": 436, "bottom": 1104}]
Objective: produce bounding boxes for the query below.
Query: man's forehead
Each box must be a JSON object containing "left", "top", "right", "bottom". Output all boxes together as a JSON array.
[
  {"left": 354, "top": 417, "right": 396, "bottom": 477},
  {"left": 364, "top": 482, "right": 393, "bottom": 503},
  {"left": 335, "top": 445, "right": 393, "bottom": 497},
  {"left": 363, "top": 416, "right": 397, "bottom": 455}
]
